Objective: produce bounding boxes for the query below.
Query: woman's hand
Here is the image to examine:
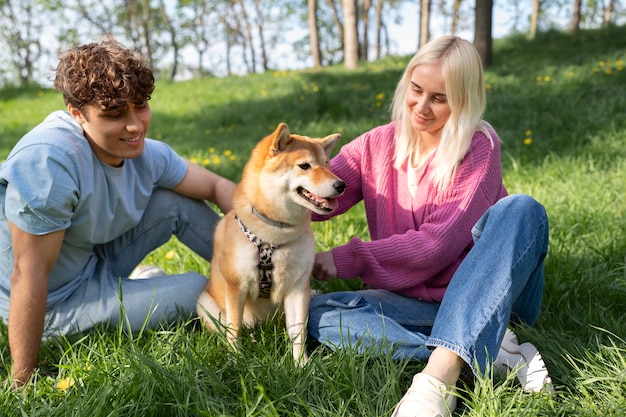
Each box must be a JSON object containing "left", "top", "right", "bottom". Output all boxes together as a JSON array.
[{"left": 312, "top": 251, "right": 337, "bottom": 281}]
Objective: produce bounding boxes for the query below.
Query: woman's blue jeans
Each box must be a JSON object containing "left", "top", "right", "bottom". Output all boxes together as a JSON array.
[
  {"left": 307, "top": 194, "right": 549, "bottom": 376},
  {"left": 40, "top": 188, "right": 220, "bottom": 337}
]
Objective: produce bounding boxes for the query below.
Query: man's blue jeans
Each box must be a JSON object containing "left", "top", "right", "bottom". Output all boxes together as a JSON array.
[
  {"left": 307, "top": 194, "right": 549, "bottom": 376},
  {"left": 35, "top": 188, "right": 220, "bottom": 337}
]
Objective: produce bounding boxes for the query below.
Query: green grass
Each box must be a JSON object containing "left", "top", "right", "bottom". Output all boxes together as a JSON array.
[{"left": 1, "top": 25, "right": 625, "bottom": 416}]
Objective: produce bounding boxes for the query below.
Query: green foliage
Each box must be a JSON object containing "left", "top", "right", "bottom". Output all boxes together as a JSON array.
[{"left": 1, "top": 26, "right": 625, "bottom": 416}]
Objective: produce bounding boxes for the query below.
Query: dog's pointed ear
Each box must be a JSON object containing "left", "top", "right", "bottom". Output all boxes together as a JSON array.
[
  {"left": 318, "top": 133, "right": 342, "bottom": 157},
  {"left": 270, "top": 123, "right": 293, "bottom": 155}
]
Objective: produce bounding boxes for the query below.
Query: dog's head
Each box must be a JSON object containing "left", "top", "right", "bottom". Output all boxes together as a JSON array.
[{"left": 249, "top": 123, "right": 346, "bottom": 215}]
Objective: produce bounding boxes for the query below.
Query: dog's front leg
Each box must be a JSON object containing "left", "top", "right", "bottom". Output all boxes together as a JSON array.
[
  {"left": 283, "top": 281, "right": 311, "bottom": 365},
  {"left": 224, "top": 282, "right": 246, "bottom": 350}
]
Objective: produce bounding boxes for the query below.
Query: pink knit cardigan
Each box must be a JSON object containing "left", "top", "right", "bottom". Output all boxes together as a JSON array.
[{"left": 314, "top": 122, "right": 507, "bottom": 302}]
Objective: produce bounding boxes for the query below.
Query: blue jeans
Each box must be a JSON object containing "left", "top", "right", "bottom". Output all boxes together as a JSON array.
[
  {"left": 34, "top": 188, "right": 220, "bottom": 337},
  {"left": 307, "top": 194, "right": 549, "bottom": 376}
]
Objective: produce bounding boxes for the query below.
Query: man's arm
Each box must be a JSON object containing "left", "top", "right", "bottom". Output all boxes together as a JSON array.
[
  {"left": 172, "top": 160, "right": 236, "bottom": 214},
  {"left": 8, "top": 222, "right": 64, "bottom": 387}
]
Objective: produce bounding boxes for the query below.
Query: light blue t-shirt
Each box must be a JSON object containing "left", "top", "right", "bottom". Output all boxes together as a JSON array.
[{"left": 0, "top": 110, "right": 188, "bottom": 304}]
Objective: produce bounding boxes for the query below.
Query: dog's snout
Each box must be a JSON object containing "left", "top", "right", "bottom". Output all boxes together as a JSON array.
[{"left": 334, "top": 180, "right": 346, "bottom": 195}]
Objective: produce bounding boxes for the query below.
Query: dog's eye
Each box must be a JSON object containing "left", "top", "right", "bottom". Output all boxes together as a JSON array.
[{"left": 298, "top": 163, "right": 311, "bottom": 170}]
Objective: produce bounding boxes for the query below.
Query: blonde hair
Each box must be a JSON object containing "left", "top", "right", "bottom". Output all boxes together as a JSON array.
[{"left": 391, "top": 35, "right": 494, "bottom": 190}]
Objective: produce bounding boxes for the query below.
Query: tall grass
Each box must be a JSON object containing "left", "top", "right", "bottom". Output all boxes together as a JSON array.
[{"left": 1, "top": 26, "right": 625, "bottom": 416}]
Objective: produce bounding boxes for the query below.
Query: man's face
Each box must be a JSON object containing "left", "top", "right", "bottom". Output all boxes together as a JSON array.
[{"left": 69, "top": 101, "right": 151, "bottom": 167}]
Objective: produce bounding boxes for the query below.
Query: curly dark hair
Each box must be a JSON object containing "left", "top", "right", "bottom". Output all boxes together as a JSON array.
[{"left": 53, "top": 36, "right": 155, "bottom": 115}]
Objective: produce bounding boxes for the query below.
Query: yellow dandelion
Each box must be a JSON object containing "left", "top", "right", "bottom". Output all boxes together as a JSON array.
[
  {"left": 525, "top": 130, "right": 532, "bottom": 136},
  {"left": 213, "top": 156, "right": 221, "bottom": 165},
  {"left": 593, "top": 67, "right": 600, "bottom": 73},
  {"left": 485, "top": 84, "right": 492, "bottom": 91},
  {"left": 376, "top": 101, "right": 382, "bottom": 108},
  {"left": 543, "top": 76, "right": 551, "bottom": 82},
  {"left": 299, "top": 95, "right": 305, "bottom": 101},
  {"left": 229, "top": 155, "right": 236, "bottom": 161},
  {"left": 535, "top": 75, "right": 542, "bottom": 82},
  {"left": 524, "top": 138, "right": 532, "bottom": 145},
  {"left": 57, "top": 377, "right": 75, "bottom": 392},
  {"left": 312, "top": 85, "right": 319, "bottom": 92},
  {"left": 209, "top": 147, "right": 215, "bottom": 153},
  {"left": 376, "top": 93, "right": 384, "bottom": 100},
  {"left": 598, "top": 60, "right": 605, "bottom": 66},
  {"left": 190, "top": 157, "right": 198, "bottom": 163},
  {"left": 203, "top": 158, "right": 210, "bottom": 165},
  {"left": 605, "top": 69, "right": 613, "bottom": 75},
  {"left": 224, "top": 150, "right": 233, "bottom": 156},
  {"left": 273, "top": 71, "right": 280, "bottom": 77},
  {"left": 165, "top": 250, "right": 175, "bottom": 259}
]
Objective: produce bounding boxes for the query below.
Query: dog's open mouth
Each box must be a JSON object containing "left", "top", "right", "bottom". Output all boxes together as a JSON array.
[{"left": 297, "top": 187, "right": 338, "bottom": 213}]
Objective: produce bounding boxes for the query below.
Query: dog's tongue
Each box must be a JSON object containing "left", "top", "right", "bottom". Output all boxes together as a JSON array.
[{"left": 324, "top": 197, "right": 339, "bottom": 211}]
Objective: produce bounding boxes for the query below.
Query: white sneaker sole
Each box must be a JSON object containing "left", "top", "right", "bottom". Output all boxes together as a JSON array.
[
  {"left": 494, "top": 328, "right": 556, "bottom": 394},
  {"left": 129, "top": 265, "right": 166, "bottom": 279}
]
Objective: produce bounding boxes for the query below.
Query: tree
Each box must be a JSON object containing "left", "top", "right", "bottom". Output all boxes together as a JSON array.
[
  {"left": 474, "top": 0, "right": 493, "bottom": 66},
  {"left": 342, "top": 0, "right": 358, "bottom": 69},
  {"left": 529, "top": 0, "right": 542, "bottom": 38},
  {"left": 308, "top": 0, "right": 322, "bottom": 66},
  {"left": 419, "top": 0, "right": 431, "bottom": 47},
  {"left": 0, "top": 0, "right": 44, "bottom": 86},
  {"left": 158, "top": 0, "right": 180, "bottom": 80},
  {"left": 374, "top": 0, "right": 384, "bottom": 59},
  {"left": 570, "top": 0, "right": 582, "bottom": 32},
  {"left": 603, "top": 0, "right": 615, "bottom": 26},
  {"left": 361, "top": 0, "right": 372, "bottom": 60}
]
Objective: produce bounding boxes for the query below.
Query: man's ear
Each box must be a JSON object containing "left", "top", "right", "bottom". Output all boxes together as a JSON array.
[{"left": 67, "top": 104, "right": 86, "bottom": 124}]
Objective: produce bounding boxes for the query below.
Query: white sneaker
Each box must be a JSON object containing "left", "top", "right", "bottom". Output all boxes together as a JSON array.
[
  {"left": 129, "top": 265, "right": 166, "bottom": 279},
  {"left": 494, "top": 328, "right": 555, "bottom": 394},
  {"left": 392, "top": 373, "right": 457, "bottom": 417}
]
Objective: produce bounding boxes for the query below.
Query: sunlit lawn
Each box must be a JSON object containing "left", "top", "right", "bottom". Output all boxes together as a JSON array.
[{"left": 0, "top": 26, "right": 625, "bottom": 416}]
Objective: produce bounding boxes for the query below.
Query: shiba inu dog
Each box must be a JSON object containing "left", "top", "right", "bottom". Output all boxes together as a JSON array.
[{"left": 197, "top": 122, "right": 345, "bottom": 364}]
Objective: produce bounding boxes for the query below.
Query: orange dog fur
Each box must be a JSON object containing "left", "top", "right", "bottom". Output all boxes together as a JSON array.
[{"left": 196, "top": 122, "right": 345, "bottom": 364}]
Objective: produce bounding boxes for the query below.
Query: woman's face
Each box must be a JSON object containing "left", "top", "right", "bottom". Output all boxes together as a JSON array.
[{"left": 405, "top": 62, "right": 452, "bottom": 140}]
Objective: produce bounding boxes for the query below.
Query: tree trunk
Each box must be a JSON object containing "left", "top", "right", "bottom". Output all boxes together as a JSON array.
[
  {"left": 602, "top": 0, "right": 614, "bottom": 26},
  {"left": 419, "top": 0, "right": 431, "bottom": 47},
  {"left": 474, "top": 0, "right": 493, "bottom": 66},
  {"left": 451, "top": 0, "right": 462, "bottom": 34},
  {"left": 159, "top": 0, "right": 179, "bottom": 80},
  {"left": 529, "top": 0, "right": 541, "bottom": 38},
  {"left": 308, "top": 0, "right": 322, "bottom": 66},
  {"left": 235, "top": 0, "right": 256, "bottom": 73},
  {"left": 325, "top": 0, "right": 344, "bottom": 49},
  {"left": 252, "top": 0, "right": 268, "bottom": 72},
  {"left": 570, "top": 0, "right": 582, "bottom": 32},
  {"left": 342, "top": 0, "right": 358, "bottom": 69},
  {"left": 375, "top": 0, "right": 384, "bottom": 59},
  {"left": 361, "top": 0, "right": 371, "bottom": 61}
]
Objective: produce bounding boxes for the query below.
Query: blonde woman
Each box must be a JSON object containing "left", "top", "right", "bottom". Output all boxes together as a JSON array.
[{"left": 308, "top": 36, "right": 553, "bottom": 416}]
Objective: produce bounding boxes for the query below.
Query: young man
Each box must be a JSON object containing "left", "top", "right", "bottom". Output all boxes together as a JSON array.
[{"left": 0, "top": 37, "right": 235, "bottom": 386}]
